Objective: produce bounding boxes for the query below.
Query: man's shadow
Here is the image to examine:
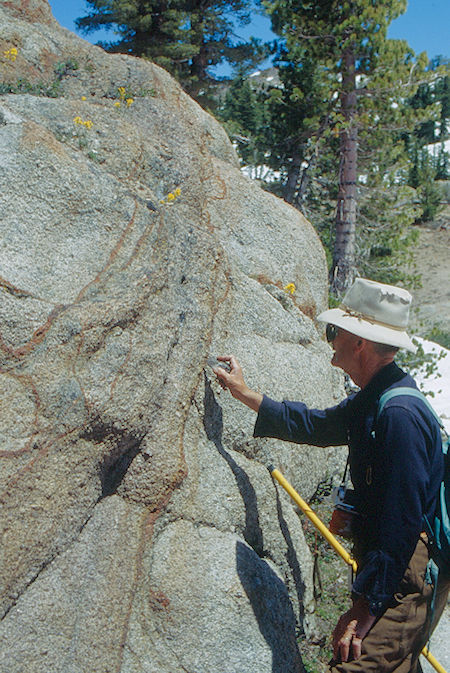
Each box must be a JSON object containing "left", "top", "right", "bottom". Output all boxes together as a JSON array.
[{"left": 203, "top": 375, "right": 306, "bottom": 673}]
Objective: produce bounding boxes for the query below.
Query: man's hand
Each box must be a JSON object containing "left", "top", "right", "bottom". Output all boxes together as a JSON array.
[
  {"left": 332, "top": 597, "right": 376, "bottom": 662},
  {"left": 213, "top": 355, "right": 263, "bottom": 412}
]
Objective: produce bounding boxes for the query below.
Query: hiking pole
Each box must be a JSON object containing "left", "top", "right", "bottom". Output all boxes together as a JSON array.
[
  {"left": 268, "top": 465, "right": 448, "bottom": 673},
  {"left": 269, "top": 465, "right": 357, "bottom": 573},
  {"left": 421, "top": 647, "right": 448, "bottom": 673}
]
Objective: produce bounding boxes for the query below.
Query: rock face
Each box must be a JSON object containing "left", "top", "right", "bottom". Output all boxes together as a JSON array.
[{"left": 0, "top": 2, "right": 346, "bottom": 671}]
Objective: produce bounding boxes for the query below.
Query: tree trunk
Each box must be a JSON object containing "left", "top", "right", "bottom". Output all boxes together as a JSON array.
[
  {"left": 191, "top": 40, "right": 208, "bottom": 84},
  {"left": 331, "top": 48, "right": 358, "bottom": 296},
  {"left": 284, "top": 149, "right": 303, "bottom": 204}
]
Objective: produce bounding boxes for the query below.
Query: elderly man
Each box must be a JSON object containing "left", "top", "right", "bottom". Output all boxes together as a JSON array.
[{"left": 214, "top": 278, "right": 446, "bottom": 673}]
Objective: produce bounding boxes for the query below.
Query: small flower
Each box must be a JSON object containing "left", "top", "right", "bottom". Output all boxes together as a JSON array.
[
  {"left": 4, "top": 47, "right": 18, "bottom": 61},
  {"left": 81, "top": 96, "right": 87, "bottom": 101},
  {"left": 73, "top": 116, "right": 93, "bottom": 129},
  {"left": 114, "top": 101, "right": 121, "bottom": 108},
  {"left": 284, "top": 283, "right": 296, "bottom": 295},
  {"left": 118, "top": 86, "right": 126, "bottom": 101},
  {"left": 160, "top": 188, "right": 182, "bottom": 205},
  {"left": 126, "top": 98, "right": 134, "bottom": 107}
]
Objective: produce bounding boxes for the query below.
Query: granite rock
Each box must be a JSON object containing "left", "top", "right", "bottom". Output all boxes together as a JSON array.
[{"left": 0, "top": 2, "right": 346, "bottom": 671}]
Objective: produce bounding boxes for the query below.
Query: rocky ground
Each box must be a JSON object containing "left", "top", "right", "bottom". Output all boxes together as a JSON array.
[
  {"left": 414, "top": 213, "right": 450, "bottom": 673},
  {"left": 422, "top": 608, "right": 450, "bottom": 673},
  {"left": 410, "top": 211, "right": 450, "bottom": 335},
  {"left": 390, "top": 217, "right": 450, "bottom": 673}
]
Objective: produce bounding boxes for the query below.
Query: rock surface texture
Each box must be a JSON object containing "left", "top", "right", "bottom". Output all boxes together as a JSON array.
[{"left": 0, "top": 2, "right": 345, "bottom": 672}]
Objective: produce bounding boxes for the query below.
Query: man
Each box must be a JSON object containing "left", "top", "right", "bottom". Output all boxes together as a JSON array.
[{"left": 214, "top": 278, "right": 446, "bottom": 673}]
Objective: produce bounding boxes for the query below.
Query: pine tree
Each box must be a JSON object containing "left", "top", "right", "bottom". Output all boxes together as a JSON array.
[
  {"left": 262, "top": 0, "right": 432, "bottom": 295},
  {"left": 76, "top": 0, "right": 265, "bottom": 105},
  {"left": 403, "top": 57, "right": 449, "bottom": 220},
  {"left": 265, "top": 54, "right": 335, "bottom": 207},
  {"left": 218, "top": 76, "right": 269, "bottom": 166}
]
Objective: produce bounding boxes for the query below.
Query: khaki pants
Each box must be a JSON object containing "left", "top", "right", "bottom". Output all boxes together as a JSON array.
[{"left": 330, "top": 538, "right": 450, "bottom": 673}]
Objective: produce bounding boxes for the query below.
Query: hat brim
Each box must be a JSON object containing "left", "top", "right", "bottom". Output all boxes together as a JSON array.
[{"left": 317, "top": 308, "right": 417, "bottom": 353}]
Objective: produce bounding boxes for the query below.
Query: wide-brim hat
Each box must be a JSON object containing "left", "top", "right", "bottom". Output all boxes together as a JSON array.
[{"left": 317, "top": 278, "right": 417, "bottom": 352}]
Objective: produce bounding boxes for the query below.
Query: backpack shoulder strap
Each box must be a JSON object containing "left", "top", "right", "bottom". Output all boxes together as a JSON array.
[{"left": 377, "top": 386, "right": 445, "bottom": 429}]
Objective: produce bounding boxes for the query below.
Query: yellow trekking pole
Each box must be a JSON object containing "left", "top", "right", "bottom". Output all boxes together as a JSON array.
[
  {"left": 270, "top": 466, "right": 357, "bottom": 573},
  {"left": 269, "top": 466, "right": 448, "bottom": 673}
]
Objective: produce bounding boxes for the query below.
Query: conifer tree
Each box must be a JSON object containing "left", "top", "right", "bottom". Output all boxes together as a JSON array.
[
  {"left": 261, "top": 0, "right": 433, "bottom": 294},
  {"left": 218, "top": 76, "right": 269, "bottom": 166},
  {"left": 76, "top": 0, "right": 265, "bottom": 105}
]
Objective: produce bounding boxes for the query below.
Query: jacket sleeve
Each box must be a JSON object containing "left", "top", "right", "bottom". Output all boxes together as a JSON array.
[
  {"left": 253, "top": 394, "right": 350, "bottom": 447},
  {"left": 352, "top": 404, "right": 436, "bottom": 616}
]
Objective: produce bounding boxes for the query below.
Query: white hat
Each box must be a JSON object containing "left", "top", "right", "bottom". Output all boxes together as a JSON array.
[{"left": 317, "top": 278, "right": 417, "bottom": 352}]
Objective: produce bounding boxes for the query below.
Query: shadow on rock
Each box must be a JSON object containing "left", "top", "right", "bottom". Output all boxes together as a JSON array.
[
  {"left": 203, "top": 375, "right": 306, "bottom": 672},
  {"left": 236, "top": 540, "right": 305, "bottom": 673},
  {"left": 203, "top": 374, "right": 264, "bottom": 555}
]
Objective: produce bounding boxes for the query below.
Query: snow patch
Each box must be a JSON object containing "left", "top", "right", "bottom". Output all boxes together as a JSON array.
[{"left": 414, "top": 338, "right": 450, "bottom": 432}]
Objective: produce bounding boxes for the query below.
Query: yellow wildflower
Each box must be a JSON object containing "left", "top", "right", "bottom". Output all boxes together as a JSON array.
[
  {"left": 74, "top": 117, "right": 93, "bottom": 129},
  {"left": 284, "top": 283, "right": 296, "bottom": 295},
  {"left": 4, "top": 47, "right": 18, "bottom": 61},
  {"left": 126, "top": 98, "right": 134, "bottom": 107},
  {"left": 160, "top": 188, "right": 182, "bottom": 205},
  {"left": 118, "top": 86, "right": 126, "bottom": 100},
  {"left": 114, "top": 101, "right": 121, "bottom": 108},
  {"left": 81, "top": 96, "right": 87, "bottom": 101}
]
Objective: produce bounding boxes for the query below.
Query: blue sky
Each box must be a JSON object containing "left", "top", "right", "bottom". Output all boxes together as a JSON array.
[{"left": 49, "top": 0, "right": 449, "bottom": 65}]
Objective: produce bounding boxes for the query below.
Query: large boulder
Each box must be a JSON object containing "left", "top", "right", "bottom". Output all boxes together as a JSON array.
[{"left": 0, "top": 2, "right": 346, "bottom": 671}]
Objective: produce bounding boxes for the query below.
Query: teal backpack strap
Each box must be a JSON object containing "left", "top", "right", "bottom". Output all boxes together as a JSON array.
[
  {"left": 378, "top": 385, "right": 450, "bottom": 579},
  {"left": 377, "top": 386, "right": 445, "bottom": 429}
]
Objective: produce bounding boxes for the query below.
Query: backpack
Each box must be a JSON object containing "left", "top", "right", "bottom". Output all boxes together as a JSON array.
[{"left": 377, "top": 386, "right": 450, "bottom": 574}]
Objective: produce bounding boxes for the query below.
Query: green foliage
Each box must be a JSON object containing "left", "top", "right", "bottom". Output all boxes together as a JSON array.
[
  {"left": 216, "top": 75, "right": 271, "bottom": 166},
  {"left": 435, "top": 143, "right": 450, "bottom": 181},
  {"left": 0, "top": 77, "right": 62, "bottom": 97},
  {"left": 396, "top": 338, "right": 447, "bottom": 396},
  {"left": 76, "top": 0, "right": 267, "bottom": 106},
  {"left": 417, "top": 175, "right": 443, "bottom": 222},
  {"left": 424, "top": 327, "right": 450, "bottom": 351},
  {"left": 408, "top": 146, "right": 445, "bottom": 222},
  {"left": 409, "top": 57, "right": 450, "bottom": 144},
  {"left": 226, "top": 0, "right": 436, "bottom": 290},
  {"left": 54, "top": 59, "right": 79, "bottom": 80},
  {"left": 403, "top": 57, "right": 450, "bottom": 222},
  {"left": 0, "top": 59, "right": 81, "bottom": 98}
]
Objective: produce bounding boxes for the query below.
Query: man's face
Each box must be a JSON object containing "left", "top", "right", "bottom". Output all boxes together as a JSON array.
[{"left": 329, "top": 327, "right": 359, "bottom": 375}]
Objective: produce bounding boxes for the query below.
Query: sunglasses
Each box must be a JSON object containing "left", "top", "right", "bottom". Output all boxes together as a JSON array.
[{"left": 326, "top": 324, "right": 338, "bottom": 343}]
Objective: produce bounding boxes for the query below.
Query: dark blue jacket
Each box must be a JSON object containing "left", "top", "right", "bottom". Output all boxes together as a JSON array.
[{"left": 254, "top": 362, "right": 443, "bottom": 616}]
